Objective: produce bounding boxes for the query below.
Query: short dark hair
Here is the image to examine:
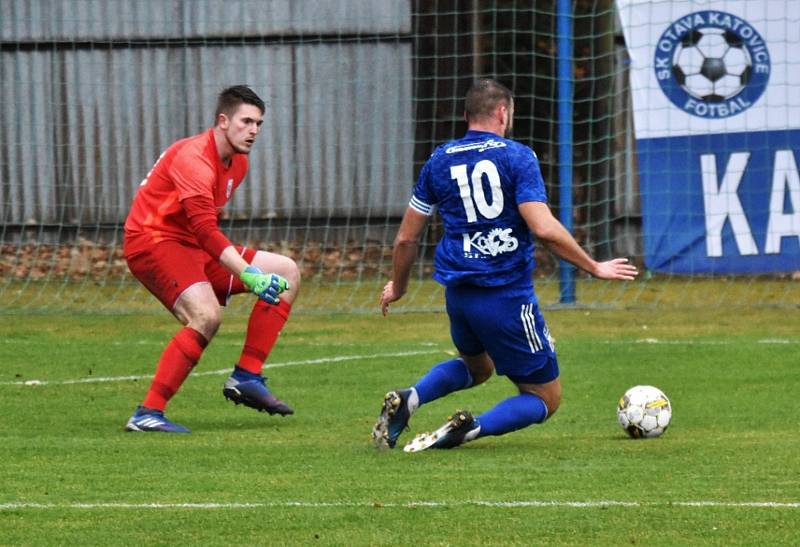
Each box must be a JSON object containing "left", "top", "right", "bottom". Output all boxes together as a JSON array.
[
  {"left": 464, "top": 79, "right": 513, "bottom": 122},
  {"left": 214, "top": 85, "right": 265, "bottom": 123}
]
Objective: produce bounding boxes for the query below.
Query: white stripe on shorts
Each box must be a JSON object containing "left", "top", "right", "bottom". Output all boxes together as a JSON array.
[{"left": 520, "top": 304, "right": 542, "bottom": 353}]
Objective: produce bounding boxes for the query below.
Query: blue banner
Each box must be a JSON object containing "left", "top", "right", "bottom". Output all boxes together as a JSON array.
[{"left": 639, "top": 130, "right": 800, "bottom": 273}]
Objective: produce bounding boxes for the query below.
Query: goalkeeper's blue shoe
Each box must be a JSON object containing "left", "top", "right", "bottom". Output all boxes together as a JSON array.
[
  {"left": 403, "top": 410, "right": 480, "bottom": 453},
  {"left": 372, "top": 389, "right": 414, "bottom": 449},
  {"left": 124, "top": 405, "right": 190, "bottom": 433},
  {"left": 223, "top": 366, "right": 294, "bottom": 416}
]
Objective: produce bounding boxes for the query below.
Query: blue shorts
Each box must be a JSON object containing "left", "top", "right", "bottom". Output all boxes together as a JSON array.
[{"left": 445, "top": 283, "right": 559, "bottom": 384}]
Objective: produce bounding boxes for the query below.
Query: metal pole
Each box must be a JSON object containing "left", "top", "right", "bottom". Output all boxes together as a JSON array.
[
  {"left": 472, "top": 0, "right": 482, "bottom": 79},
  {"left": 557, "top": 0, "right": 576, "bottom": 303}
]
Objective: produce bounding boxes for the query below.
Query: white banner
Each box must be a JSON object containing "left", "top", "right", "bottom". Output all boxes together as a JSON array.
[
  {"left": 617, "top": 0, "right": 800, "bottom": 139},
  {"left": 616, "top": 0, "right": 800, "bottom": 273}
]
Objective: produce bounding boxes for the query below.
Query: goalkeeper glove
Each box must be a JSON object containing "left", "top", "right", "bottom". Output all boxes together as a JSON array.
[{"left": 240, "top": 265, "right": 290, "bottom": 305}]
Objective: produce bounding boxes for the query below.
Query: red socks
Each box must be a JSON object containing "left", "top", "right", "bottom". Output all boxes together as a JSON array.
[
  {"left": 142, "top": 327, "right": 208, "bottom": 411},
  {"left": 140, "top": 300, "right": 291, "bottom": 410},
  {"left": 237, "top": 299, "right": 292, "bottom": 374}
]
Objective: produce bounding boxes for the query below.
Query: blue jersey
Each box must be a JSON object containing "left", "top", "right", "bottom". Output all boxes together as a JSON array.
[{"left": 410, "top": 130, "right": 548, "bottom": 288}]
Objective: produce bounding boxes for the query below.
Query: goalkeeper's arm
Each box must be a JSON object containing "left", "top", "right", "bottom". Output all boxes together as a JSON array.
[
  {"left": 183, "top": 195, "right": 289, "bottom": 302},
  {"left": 216, "top": 245, "right": 290, "bottom": 305}
]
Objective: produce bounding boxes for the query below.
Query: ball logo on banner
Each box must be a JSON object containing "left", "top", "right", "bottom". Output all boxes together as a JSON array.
[{"left": 654, "top": 11, "right": 771, "bottom": 119}]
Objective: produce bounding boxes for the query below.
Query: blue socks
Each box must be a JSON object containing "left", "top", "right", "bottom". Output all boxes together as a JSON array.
[
  {"left": 413, "top": 358, "right": 474, "bottom": 405},
  {"left": 476, "top": 393, "right": 548, "bottom": 438},
  {"left": 411, "top": 360, "right": 548, "bottom": 440}
]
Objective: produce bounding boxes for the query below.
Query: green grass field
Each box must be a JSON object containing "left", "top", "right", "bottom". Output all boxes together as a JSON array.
[{"left": 1, "top": 304, "right": 798, "bottom": 545}]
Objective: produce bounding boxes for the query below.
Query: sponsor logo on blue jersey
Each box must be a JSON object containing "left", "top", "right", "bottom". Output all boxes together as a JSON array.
[
  {"left": 445, "top": 139, "right": 507, "bottom": 154},
  {"left": 462, "top": 228, "right": 519, "bottom": 258}
]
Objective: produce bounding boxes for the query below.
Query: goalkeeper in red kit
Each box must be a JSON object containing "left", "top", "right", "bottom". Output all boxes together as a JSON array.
[{"left": 123, "top": 85, "right": 298, "bottom": 433}]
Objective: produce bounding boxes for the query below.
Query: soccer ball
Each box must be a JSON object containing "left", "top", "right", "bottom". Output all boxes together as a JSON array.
[
  {"left": 672, "top": 28, "right": 752, "bottom": 102},
  {"left": 617, "top": 385, "right": 672, "bottom": 439}
]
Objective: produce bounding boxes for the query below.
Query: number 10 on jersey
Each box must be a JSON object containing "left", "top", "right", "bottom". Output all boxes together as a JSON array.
[{"left": 450, "top": 160, "right": 504, "bottom": 222}]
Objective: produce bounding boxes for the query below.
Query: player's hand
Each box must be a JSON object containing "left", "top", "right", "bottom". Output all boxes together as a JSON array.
[
  {"left": 592, "top": 258, "right": 639, "bottom": 281},
  {"left": 240, "top": 265, "right": 290, "bottom": 304},
  {"left": 380, "top": 280, "right": 403, "bottom": 316}
]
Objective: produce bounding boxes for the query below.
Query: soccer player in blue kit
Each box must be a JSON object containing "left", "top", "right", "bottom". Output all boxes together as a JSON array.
[{"left": 372, "top": 79, "right": 638, "bottom": 452}]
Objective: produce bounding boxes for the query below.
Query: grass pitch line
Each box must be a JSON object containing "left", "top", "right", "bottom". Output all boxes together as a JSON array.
[
  {"left": 1, "top": 500, "right": 798, "bottom": 511},
  {"left": 599, "top": 338, "right": 800, "bottom": 345},
  {"left": 0, "top": 350, "right": 442, "bottom": 387},
  {"left": 5, "top": 337, "right": 797, "bottom": 347}
]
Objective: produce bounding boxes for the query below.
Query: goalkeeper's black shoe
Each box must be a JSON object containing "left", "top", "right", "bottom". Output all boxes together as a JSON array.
[
  {"left": 403, "top": 410, "right": 479, "bottom": 452},
  {"left": 223, "top": 366, "right": 294, "bottom": 416}
]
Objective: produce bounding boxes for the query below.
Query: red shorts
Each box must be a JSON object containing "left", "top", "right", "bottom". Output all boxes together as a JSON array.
[{"left": 125, "top": 239, "right": 256, "bottom": 310}]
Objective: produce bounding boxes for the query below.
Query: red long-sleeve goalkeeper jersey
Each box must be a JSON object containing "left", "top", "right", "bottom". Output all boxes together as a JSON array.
[{"left": 124, "top": 129, "right": 248, "bottom": 258}]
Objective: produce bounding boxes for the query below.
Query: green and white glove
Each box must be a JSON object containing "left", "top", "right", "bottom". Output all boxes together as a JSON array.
[{"left": 240, "top": 265, "right": 290, "bottom": 304}]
